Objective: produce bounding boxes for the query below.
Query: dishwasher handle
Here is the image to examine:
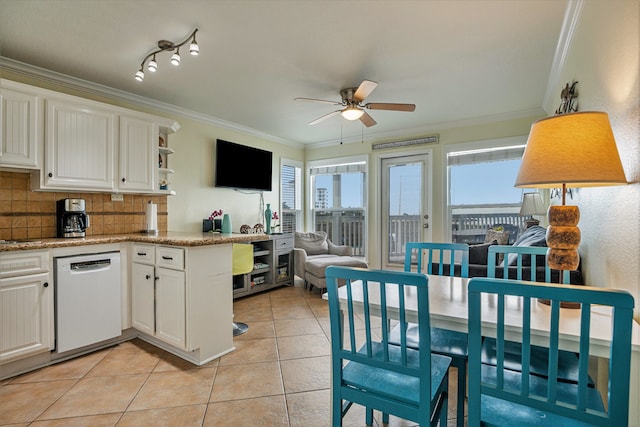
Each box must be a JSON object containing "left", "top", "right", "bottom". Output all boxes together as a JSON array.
[{"left": 70, "top": 259, "right": 112, "bottom": 271}]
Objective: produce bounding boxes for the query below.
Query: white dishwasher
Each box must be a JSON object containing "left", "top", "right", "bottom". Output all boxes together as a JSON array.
[{"left": 55, "top": 251, "right": 121, "bottom": 353}]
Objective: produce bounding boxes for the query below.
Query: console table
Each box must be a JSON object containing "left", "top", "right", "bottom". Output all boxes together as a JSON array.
[{"left": 233, "top": 233, "right": 293, "bottom": 298}]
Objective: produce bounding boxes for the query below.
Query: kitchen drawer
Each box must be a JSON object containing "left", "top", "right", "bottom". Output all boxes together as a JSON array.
[
  {"left": 274, "top": 236, "right": 293, "bottom": 251},
  {"left": 0, "top": 250, "right": 49, "bottom": 279},
  {"left": 156, "top": 246, "right": 184, "bottom": 271},
  {"left": 132, "top": 244, "right": 155, "bottom": 265}
]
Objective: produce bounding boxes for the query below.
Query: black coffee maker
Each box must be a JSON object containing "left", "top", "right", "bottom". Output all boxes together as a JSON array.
[{"left": 57, "top": 198, "right": 89, "bottom": 238}]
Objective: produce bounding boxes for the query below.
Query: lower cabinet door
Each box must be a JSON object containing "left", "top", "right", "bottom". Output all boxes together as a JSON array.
[
  {"left": 131, "top": 262, "right": 155, "bottom": 336},
  {"left": 0, "top": 273, "right": 53, "bottom": 362},
  {"left": 155, "top": 267, "right": 186, "bottom": 349}
]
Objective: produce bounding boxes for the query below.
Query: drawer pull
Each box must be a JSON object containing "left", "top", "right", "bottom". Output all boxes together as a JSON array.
[
  {"left": 43, "top": 282, "right": 49, "bottom": 288},
  {"left": 137, "top": 252, "right": 147, "bottom": 256},
  {"left": 162, "top": 256, "right": 174, "bottom": 260}
]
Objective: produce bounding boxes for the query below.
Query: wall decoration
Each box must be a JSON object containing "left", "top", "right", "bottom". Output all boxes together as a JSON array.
[{"left": 555, "top": 81, "right": 578, "bottom": 115}]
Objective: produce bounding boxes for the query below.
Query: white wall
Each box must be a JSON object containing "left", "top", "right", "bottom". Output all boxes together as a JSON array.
[
  {"left": 546, "top": 0, "right": 639, "bottom": 317},
  {"left": 167, "top": 117, "right": 303, "bottom": 233}
]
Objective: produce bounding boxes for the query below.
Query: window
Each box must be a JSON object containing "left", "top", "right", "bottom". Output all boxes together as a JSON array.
[
  {"left": 308, "top": 156, "right": 367, "bottom": 257},
  {"left": 280, "top": 160, "right": 302, "bottom": 233},
  {"left": 446, "top": 140, "right": 526, "bottom": 244}
]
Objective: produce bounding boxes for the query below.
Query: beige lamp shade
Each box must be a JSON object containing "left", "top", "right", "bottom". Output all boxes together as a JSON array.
[
  {"left": 515, "top": 112, "right": 627, "bottom": 188},
  {"left": 520, "top": 192, "right": 546, "bottom": 216}
]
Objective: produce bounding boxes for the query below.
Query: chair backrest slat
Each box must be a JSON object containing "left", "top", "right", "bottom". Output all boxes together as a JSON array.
[
  {"left": 468, "top": 277, "right": 634, "bottom": 426},
  {"left": 405, "top": 242, "right": 469, "bottom": 277}
]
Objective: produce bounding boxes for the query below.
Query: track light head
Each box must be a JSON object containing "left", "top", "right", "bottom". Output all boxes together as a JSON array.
[
  {"left": 147, "top": 55, "right": 158, "bottom": 72},
  {"left": 134, "top": 68, "right": 144, "bottom": 82},
  {"left": 170, "top": 48, "right": 181, "bottom": 66},
  {"left": 189, "top": 32, "right": 199, "bottom": 55}
]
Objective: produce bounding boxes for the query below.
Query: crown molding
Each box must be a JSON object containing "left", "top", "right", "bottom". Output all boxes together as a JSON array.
[
  {"left": 0, "top": 56, "right": 301, "bottom": 148},
  {"left": 543, "top": 0, "right": 584, "bottom": 112}
]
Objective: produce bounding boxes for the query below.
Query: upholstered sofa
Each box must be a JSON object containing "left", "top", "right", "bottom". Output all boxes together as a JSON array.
[
  {"left": 438, "top": 226, "right": 584, "bottom": 284},
  {"left": 293, "top": 231, "right": 368, "bottom": 293}
]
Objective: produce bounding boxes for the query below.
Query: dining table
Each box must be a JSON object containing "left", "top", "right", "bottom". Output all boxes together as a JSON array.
[{"left": 326, "top": 274, "right": 640, "bottom": 425}]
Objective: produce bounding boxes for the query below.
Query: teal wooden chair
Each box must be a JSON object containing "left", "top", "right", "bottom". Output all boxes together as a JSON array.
[
  {"left": 389, "top": 242, "right": 469, "bottom": 427},
  {"left": 484, "top": 245, "right": 589, "bottom": 385},
  {"left": 467, "top": 277, "right": 634, "bottom": 426},
  {"left": 325, "top": 266, "right": 452, "bottom": 427}
]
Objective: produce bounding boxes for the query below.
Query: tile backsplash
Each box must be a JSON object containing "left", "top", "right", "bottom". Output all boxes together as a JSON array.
[{"left": 0, "top": 171, "right": 168, "bottom": 240}]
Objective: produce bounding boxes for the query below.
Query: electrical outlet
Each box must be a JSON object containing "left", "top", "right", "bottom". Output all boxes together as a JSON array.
[{"left": 111, "top": 194, "right": 124, "bottom": 202}]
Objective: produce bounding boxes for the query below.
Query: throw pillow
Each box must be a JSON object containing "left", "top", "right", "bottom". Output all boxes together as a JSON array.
[
  {"left": 469, "top": 240, "right": 497, "bottom": 265},
  {"left": 507, "top": 225, "right": 547, "bottom": 266},
  {"left": 485, "top": 229, "right": 510, "bottom": 245},
  {"left": 294, "top": 231, "right": 329, "bottom": 255}
]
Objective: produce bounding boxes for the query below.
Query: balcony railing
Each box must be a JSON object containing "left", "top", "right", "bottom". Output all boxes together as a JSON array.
[
  {"left": 311, "top": 204, "right": 527, "bottom": 261},
  {"left": 314, "top": 209, "right": 366, "bottom": 257}
]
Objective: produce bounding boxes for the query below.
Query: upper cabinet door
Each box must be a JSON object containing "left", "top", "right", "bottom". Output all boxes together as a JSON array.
[
  {"left": 44, "top": 99, "right": 116, "bottom": 190},
  {"left": 119, "top": 115, "right": 157, "bottom": 192},
  {"left": 0, "top": 86, "right": 40, "bottom": 169}
]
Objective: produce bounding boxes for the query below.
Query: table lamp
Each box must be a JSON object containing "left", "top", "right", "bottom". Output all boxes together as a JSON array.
[
  {"left": 520, "top": 192, "right": 546, "bottom": 228},
  {"left": 515, "top": 111, "right": 627, "bottom": 275}
]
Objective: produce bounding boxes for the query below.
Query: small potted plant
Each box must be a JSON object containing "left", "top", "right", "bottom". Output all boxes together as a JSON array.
[
  {"left": 159, "top": 179, "right": 169, "bottom": 190},
  {"left": 209, "top": 209, "right": 224, "bottom": 231},
  {"left": 271, "top": 210, "right": 281, "bottom": 234}
]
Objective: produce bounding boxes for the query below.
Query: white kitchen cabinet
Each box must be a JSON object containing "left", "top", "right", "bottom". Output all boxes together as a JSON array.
[
  {"left": 44, "top": 98, "right": 116, "bottom": 190},
  {"left": 130, "top": 242, "right": 233, "bottom": 365},
  {"left": 131, "top": 261, "right": 155, "bottom": 336},
  {"left": 0, "top": 81, "right": 41, "bottom": 169},
  {"left": 131, "top": 244, "right": 186, "bottom": 350},
  {"left": 155, "top": 267, "right": 186, "bottom": 348},
  {"left": 0, "top": 250, "right": 53, "bottom": 363},
  {"left": 119, "top": 115, "right": 157, "bottom": 192}
]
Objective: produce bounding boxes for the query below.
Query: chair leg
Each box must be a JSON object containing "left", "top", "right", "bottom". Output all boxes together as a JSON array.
[
  {"left": 366, "top": 407, "right": 373, "bottom": 426},
  {"left": 455, "top": 359, "right": 466, "bottom": 427},
  {"left": 382, "top": 412, "right": 389, "bottom": 425}
]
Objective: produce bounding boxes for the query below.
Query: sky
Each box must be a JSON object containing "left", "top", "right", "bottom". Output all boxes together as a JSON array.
[{"left": 314, "top": 158, "right": 523, "bottom": 213}]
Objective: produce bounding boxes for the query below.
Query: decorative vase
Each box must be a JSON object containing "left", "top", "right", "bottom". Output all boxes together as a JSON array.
[
  {"left": 221, "top": 214, "right": 232, "bottom": 234},
  {"left": 264, "top": 204, "right": 272, "bottom": 234}
]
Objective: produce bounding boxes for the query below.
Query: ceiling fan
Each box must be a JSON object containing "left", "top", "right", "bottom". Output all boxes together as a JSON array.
[{"left": 294, "top": 80, "right": 416, "bottom": 127}]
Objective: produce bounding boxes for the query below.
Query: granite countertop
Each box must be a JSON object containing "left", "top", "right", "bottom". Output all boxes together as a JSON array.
[{"left": 0, "top": 232, "right": 270, "bottom": 252}]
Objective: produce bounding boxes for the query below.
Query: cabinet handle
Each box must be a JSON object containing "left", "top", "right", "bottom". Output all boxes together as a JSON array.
[
  {"left": 145, "top": 274, "right": 151, "bottom": 280},
  {"left": 43, "top": 282, "right": 49, "bottom": 288},
  {"left": 137, "top": 252, "right": 147, "bottom": 256},
  {"left": 122, "top": 177, "right": 126, "bottom": 183},
  {"left": 162, "top": 256, "right": 173, "bottom": 260},
  {"left": 48, "top": 172, "right": 53, "bottom": 178},
  {"left": 154, "top": 276, "right": 159, "bottom": 281}
]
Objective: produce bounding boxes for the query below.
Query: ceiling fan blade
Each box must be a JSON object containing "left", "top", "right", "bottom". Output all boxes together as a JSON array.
[
  {"left": 365, "top": 103, "right": 416, "bottom": 112},
  {"left": 294, "top": 97, "right": 342, "bottom": 106},
  {"left": 353, "top": 80, "right": 378, "bottom": 102},
  {"left": 309, "top": 110, "right": 342, "bottom": 125},
  {"left": 359, "top": 111, "right": 377, "bottom": 127}
]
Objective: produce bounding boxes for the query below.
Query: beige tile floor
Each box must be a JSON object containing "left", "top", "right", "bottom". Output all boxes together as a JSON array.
[{"left": 0, "top": 279, "right": 465, "bottom": 426}]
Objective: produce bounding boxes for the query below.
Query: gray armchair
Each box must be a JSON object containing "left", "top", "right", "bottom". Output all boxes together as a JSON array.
[{"left": 293, "top": 231, "right": 367, "bottom": 293}]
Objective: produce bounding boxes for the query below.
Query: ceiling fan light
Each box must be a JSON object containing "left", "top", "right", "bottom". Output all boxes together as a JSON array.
[
  {"left": 341, "top": 107, "right": 364, "bottom": 121},
  {"left": 134, "top": 68, "right": 145, "bottom": 82},
  {"left": 170, "top": 49, "right": 181, "bottom": 66},
  {"left": 147, "top": 56, "right": 158, "bottom": 72}
]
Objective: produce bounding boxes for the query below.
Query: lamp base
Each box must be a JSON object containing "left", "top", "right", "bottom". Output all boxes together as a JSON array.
[{"left": 546, "top": 205, "right": 581, "bottom": 271}]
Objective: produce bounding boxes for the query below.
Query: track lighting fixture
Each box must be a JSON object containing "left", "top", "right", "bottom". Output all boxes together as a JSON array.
[{"left": 134, "top": 28, "right": 199, "bottom": 81}]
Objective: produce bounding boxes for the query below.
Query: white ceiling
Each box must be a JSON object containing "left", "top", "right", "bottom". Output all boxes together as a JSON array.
[{"left": 0, "top": 0, "right": 569, "bottom": 146}]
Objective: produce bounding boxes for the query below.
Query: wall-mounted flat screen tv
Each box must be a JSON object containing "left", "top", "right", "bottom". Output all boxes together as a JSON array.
[{"left": 215, "top": 139, "right": 273, "bottom": 191}]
